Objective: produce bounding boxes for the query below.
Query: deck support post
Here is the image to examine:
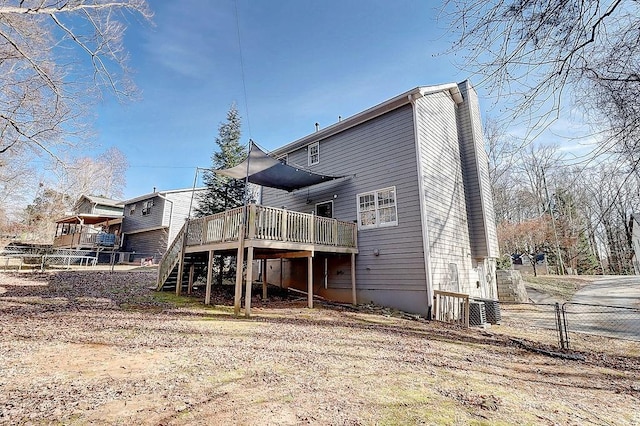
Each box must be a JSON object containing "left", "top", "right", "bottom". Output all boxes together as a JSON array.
[
  {"left": 244, "top": 246, "right": 255, "bottom": 318},
  {"left": 234, "top": 249, "right": 245, "bottom": 316},
  {"left": 308, "top": 255, "right": 313, "bottom": 308},
  {"left": 234, "top": 224, "right": 246, "bottom": 316},
  {"left": 176, "top": 251, "right": 185, "bottom": 296},
  {"left": 351, "top": 252, "right": 357, "bottom": 305},
  {"left": 205, "top": 250, "right": 214, "bottom": 305},
  {"left": 187, "top": 263, "right": 195, "bottom": 295},
  {"left": 262, "top": 259, "right": 268, "bottom": 299}
]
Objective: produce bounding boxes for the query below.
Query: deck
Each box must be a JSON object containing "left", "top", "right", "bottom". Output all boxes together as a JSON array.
[{"left": 157, "top": 204, "right": 358, "bottom": 317}]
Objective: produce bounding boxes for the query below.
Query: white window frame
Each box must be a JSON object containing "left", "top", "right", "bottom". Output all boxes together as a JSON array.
[
  {"left": 308, "top": 142, "right": 319, "bottom": 166},
  {"left": 356, "top": 186, "right": 398, "bottom": 230},
  {"left": 142, "top": 199, "right": 154, "bottom": 216}
]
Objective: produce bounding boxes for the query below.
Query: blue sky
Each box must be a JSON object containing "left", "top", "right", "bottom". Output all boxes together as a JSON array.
[{"left": 90, "top": 0, "right": 468, "bottom": 200}]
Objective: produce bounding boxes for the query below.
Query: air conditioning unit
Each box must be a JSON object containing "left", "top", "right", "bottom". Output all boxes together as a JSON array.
[
  {"left": 474, "top": 298, "right": 502, "bottom": 324},
  {"left": 469, "top": 301, "right": 487, "bottom": 326}
]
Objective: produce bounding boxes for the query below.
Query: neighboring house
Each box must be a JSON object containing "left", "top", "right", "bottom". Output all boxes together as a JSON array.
[
  {"left": 260, "top": 80, "right": 499, "bottom": 316},
  {"left": 53, "top": 195, "right": 123, "bottom": 249},
  {"left": 630, "top": 214, "right": 640, "bottom": 275},
  {"left": 121, "top": 188, "right": 205, "bottom": 263}
]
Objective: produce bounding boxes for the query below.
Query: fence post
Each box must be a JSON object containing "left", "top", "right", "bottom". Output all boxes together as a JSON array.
[
  {"left": 555, "top": 302, "right": 569, "bottom": 350},
  {"left": 561, "top": 302, "right": 571, "bottom": 350}
]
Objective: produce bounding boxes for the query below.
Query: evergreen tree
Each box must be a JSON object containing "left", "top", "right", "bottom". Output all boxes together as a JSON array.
[{"left": 196, "top": 105, "right": 247, "bottom": 217}]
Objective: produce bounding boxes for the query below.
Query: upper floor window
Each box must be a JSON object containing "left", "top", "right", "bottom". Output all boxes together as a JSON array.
[
  {"left": 308, "top": 142, "right": 319, "bottom": 166},
  {"left": 356, "top": 186, "right": 398, "bottom": 230},
  {"left": 142, "top": 199, "right": 154, "bottom": 216}
]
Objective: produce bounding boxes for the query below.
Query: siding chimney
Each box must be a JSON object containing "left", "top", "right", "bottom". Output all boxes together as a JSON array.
[{"left": 315, "top": 122, "right": 319, "bottom": 132}]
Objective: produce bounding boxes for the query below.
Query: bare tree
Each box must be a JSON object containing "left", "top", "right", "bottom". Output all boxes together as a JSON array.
[
  {"left": 442, "top": 0, "right": 640, "bottom": 157},
  {"left": 54, "top": 147, "right": 128, "bottom": 208},
  {"left": 0, "top": 1, "right": 152, "bottom": 161}
]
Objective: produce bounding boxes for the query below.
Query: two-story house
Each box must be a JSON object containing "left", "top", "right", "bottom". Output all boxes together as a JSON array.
[
  {"left": 158, "top": 80, "right": 499, "bottom": 318},
  {"left": 259, "top": 80, "right": 499, "bottom": 316},
  {"left": 121, "top": 188, "right": 205, "bottom": 263}
]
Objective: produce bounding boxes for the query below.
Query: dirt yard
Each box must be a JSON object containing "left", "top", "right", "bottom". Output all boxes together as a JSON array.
[{"left": 1, "top": 271, "right": 639, "bottom": 425}]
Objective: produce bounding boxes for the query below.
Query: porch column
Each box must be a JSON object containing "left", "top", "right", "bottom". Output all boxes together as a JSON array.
[
  {"left": 205, "top": 250, "right": 214, "bottom": 305},
  {"left": 351, "top": 252, "right": 357, "bottom": 305},
  {"left": 244, "top": 246, "right": 255, "bottom": 318},
  {"left": 308, "top": 255, "right": 313, "bottom": 308},
  {"left": 234, "top": 246, "right": 245, "bottom": 316}
]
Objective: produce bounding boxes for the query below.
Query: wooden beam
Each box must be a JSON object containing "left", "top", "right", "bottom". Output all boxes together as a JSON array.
[
  {"left": 351, "top": 252, "right": 357, "bottom": 305},
  {"left": 205, "top": 250, "right": 214, "bottom": 305},
  {"left": 253, "top": 250, "right": 313, "bottom": 260},
  {"left": 175, "top": 251, "right": 185, "bottom": 296},
  {"left": 244, "top": 246, "right": 254, "bottom": 318},
  {"left": 307, "top": 255, "right": 313, "bottom": 308},
  {"left": 187, "top": 263, "right": 195, "bottom": 295}
]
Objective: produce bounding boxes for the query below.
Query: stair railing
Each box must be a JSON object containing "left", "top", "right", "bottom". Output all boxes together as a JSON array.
[{"left": 156, "top": 220, "right": 188, "bottom": 290}]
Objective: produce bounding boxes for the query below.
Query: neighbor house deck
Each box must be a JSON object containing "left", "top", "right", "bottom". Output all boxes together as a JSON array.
[{"left": 157, "top": 204, "right": 358, "bottom": 317}]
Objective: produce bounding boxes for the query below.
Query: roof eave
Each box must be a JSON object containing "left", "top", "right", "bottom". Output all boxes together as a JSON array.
[{"left": 271, "top": 82, "right": 464, "bottom": 156}]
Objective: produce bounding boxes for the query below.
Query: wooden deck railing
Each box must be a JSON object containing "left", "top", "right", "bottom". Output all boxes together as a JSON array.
[
  {"left": 157, "top": 205, "right": 358, "bottom": 290},
  {"left": 53, "top": 231, "right": 118, "bottom": 248},
  {"left": 185, "top": 205, "right": 358, "bottom": 249},
  {"left": 433, "top": 290, "right": 470, "bottom": 327}
]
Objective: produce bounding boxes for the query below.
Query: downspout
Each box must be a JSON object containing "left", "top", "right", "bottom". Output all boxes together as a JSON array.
[{"left": 410, "top": 93, "right": 436, "bottom": 319}]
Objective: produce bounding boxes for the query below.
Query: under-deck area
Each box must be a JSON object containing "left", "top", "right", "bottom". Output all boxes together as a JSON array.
[{"left": 157, "top": 204, "right": 359, "bottom": 316}]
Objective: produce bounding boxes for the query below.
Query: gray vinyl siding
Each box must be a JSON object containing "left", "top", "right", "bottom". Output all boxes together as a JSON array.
[
  {"left": 123, "top": 229, "right": 168, "bottom": 262},
  {"left": 75, "top": 199, "right": 94, "bottom": 214},
  {"left": 457, "top": 82, "right": 500, "bottom": 259},
  {"left": 262, "top": 104, "right": 428, "bottom": 296},
  {"left": 415, "top": 92, "right": 473, "bottom": 295},
  {"left": 121, "top": 195, "right": 165, "bottom": 234}
]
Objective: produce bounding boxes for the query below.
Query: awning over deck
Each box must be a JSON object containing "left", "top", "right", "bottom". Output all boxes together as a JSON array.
[{"left": 215, "top": 142, "right": 344, "bottom": 192}]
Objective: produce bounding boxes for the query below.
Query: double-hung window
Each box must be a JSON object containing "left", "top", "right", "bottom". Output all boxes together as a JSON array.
[
  {"left": 356, "top": 186, "right": 398, "bottom": 230},
  {"left": 308, "top": 142, "right": 319, "bottom": 166},
  {"left": 142, "top": 199, "right": 154, "bottom": 216}
]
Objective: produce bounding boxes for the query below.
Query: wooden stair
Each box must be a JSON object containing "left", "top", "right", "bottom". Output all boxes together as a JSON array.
[{"left": 159, "top": 252, "right": 208, "bottom": 292}]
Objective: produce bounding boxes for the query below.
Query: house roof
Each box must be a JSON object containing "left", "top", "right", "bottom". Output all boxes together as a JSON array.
[
  {"left": 55, "top": 214, "right": 123, "bottom": 225},
  {"left": 74, "top": 195, "right": 124, "bottom": 209},
  {"left": 270, "top": 82, "right": 464, "bottom": 156},
  {"left": 122, "top": 187, "right": 206, "bottom": 205}
]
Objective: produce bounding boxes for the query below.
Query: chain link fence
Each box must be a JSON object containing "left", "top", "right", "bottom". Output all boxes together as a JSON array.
[{"left": 498, "top": 301, "right": 640, "bottom": 355}]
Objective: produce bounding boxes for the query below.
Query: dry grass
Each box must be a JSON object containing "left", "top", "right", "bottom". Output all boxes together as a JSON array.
[{"left": 1, "top": 271, "right": 639, "bottom": 425}]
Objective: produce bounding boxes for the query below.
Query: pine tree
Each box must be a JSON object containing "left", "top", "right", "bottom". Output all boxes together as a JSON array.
[{"left": 195, "top": 104, "right": 247, "bottom": 217}]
